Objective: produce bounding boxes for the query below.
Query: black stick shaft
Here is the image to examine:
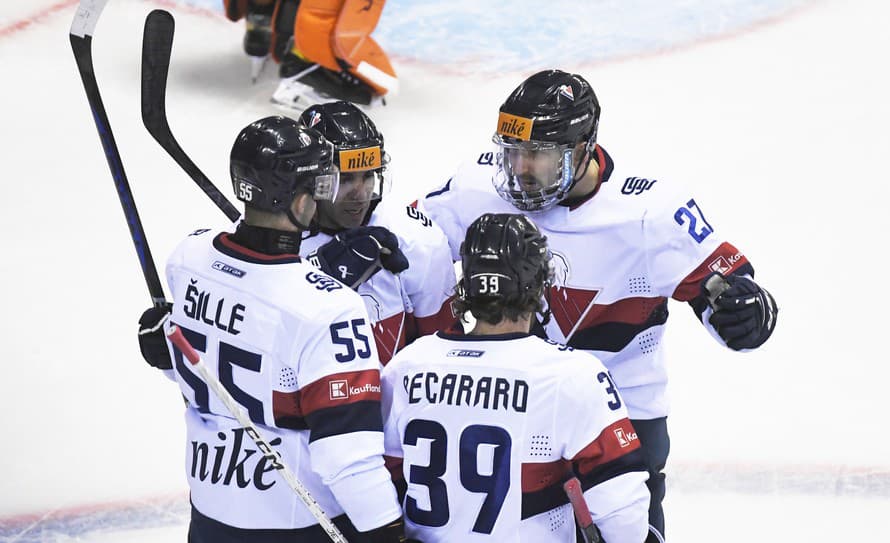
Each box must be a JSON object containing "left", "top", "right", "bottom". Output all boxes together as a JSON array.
[{"left": 70, "top": 1, "right": 166, "bottom": 307}]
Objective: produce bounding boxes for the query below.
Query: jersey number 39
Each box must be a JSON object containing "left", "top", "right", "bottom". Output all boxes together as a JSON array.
[{"left": 404, "top": 419, "right": 511, "bottom": 534}]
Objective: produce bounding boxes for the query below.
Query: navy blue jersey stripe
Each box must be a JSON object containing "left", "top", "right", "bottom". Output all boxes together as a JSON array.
[
  {"left": 424, "top": 178, "right": 452, "bottom": 199},
  {"left": 520, "top": 481, "right": 570, "bottom": 520},
  {"left": 305, "top": 401, "right": 383, "bottom": 443},
  {"left": 567, "top": 300, "right": 668, "bottom": 352},
  {"left": 274, "top": 415, "right": 308, "bottom": 430},
  {"left": 575, "top": 448, "right": 647, "bottom": 491}
]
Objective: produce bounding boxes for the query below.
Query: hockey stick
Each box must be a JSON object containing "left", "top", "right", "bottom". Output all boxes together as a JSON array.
[
  {"left": 166, "top": 325, "right": 349, "bottom": 543},
  {"left": 563, "top": 477, "right": 603, "bottom": 543},
  {"left": 70, "top": 0, "right": 167, "bottom": 308},
  {"left": 141, "top": 9, "right": 242, "bottom": 223}
]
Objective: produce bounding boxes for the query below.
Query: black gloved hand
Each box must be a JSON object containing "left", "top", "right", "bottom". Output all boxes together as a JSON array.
[
  {"left": 702, "top": 272, "right": 778, "bottom": 351},
  {"left": 309, "top": 226, "right": 409, "bottom": 290},
  {"left": 138, "top": 303, "right": 173, "bottom": 370}
]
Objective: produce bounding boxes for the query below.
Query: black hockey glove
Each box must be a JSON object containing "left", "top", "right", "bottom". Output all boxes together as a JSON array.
[
  {"left": 309, "top": 226, "right": 409, "bottom": 290},
  {"left": 702, "top": 272, "right": 778, "bottom": 351},
  {"left": 137, "top": 303, "right": 173, "bottom": 370}
]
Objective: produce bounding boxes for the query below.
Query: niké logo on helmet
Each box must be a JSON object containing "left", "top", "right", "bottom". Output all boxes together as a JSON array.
[
  {"left": 339, "top": 146, "right": 381, "bottom": 172},
  {"left": 497, "top": 112, "right": 533, "bottom": 141}
]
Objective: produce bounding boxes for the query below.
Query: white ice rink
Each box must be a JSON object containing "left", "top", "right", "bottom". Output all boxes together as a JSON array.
[{"left": 1, "top": 0, "right": 888, "bottom": 541}]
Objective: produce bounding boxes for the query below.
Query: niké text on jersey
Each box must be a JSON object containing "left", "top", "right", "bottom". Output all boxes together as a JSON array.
[{"left": 404, "top": 371, "right": 528, "bottom": 412}]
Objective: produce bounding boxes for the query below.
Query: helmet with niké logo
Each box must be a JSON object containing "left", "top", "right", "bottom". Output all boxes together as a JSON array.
[
  {"left": 299, "top": 101, "right": 391, "bottom": 229},
  {"left": 230, "top": 116, "right": 339, "bottom": 212},
  {"left": 492, "top": 70, "right": 600, "bottom": 212}
]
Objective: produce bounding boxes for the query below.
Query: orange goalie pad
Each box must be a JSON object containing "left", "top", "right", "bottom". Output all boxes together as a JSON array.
[
  {"left": 293, "top": 0, "right": 345, "bottom": 72},
  {"left": 294, "top": 0, "right": 396, "bottom": 95},
  {"left": 333, "top": 0, "right": 395, "bottom": 95}
]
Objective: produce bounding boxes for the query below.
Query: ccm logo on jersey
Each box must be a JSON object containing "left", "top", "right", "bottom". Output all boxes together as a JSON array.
[
  {"left": 212, "top": 261, "right": 246, "bottom": 278},
  {"left": 708, "top": 253, "right": 744, "bottom": 275},
  {"left": 447, "top": 349, "right": 485, "bottom": 358},
  {"left": 329, "top": 380, "right": 381, "bottom": 400},
  {"left": 614, "top": 427, "right": 639, "bottom": 448},
  {"left": 620, "top": 177, "right": 657, "bottom": 195}
]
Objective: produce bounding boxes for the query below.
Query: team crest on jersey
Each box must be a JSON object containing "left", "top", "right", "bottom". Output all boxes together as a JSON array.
[
  {"left": 547, "top": 252, "right": 604, "bottom": 340},
  {"left": 212, "top": 260, "right": 246, "bottom": 278}
]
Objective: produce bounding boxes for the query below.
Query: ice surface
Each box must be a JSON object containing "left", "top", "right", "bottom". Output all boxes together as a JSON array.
[{"left": 1, "top": 0, "right": 887, "bottom": 541}]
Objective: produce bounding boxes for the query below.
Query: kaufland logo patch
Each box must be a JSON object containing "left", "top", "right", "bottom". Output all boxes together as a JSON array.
[
  {"left": 614, "top": 427, "right": 638, "bottom": 448},
  {"left": 329, "top": 380, "right": 349, "bottom": 400},
  {"left": 709, "top": 256, "right": 731, "bottom": 275},
  {"left": 558, "top": 84, "right": 574, "bottom": 101},
  {"left": 308, "top": 111, "right": 321, "bottom": 127},
  {"left": 350, "top": 383, "right": 381, "bottom": 395}
]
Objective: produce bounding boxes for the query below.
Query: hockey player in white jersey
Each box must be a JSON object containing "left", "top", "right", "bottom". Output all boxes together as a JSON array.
[
  {"left": 420, "top": 70, "right": 779, "bottom": 542},
  {"left": 297, "top": 101, "right": 457, "bottom": 363},
  {"left": 382, "top": 213, "right": 650, "bottom": 542},
  {"left": 137, "top": 116, "right": 405, "bottom": 542}
]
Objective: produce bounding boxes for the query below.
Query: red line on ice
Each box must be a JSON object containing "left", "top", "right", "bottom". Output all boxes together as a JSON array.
[{"left": 0, "top": 0, "right": 79, "bottom": 38}]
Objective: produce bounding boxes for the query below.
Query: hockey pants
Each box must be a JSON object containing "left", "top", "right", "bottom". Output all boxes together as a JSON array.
[
  {"left": 630, "top": 417, "right": 669, "bottom": 543},
  {"left": 188, "top": 503, "right": 364, "bottom": 543}
]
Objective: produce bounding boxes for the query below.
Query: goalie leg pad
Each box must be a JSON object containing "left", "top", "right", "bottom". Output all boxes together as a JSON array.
[{"left": 293, "top": 0, "right": 344, "bottom": 72}]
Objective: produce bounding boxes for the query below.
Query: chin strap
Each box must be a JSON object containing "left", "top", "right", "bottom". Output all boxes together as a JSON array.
[{"left": 286, "top": 208, "right": 312, "bottom": 231}]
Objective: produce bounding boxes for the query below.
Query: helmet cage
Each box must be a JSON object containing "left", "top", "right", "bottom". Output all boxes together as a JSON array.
[{"left": 491, "top": 134, "right": 575, "bottom": 213}]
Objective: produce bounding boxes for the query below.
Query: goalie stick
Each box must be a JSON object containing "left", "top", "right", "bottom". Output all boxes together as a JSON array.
[
  {"left": 166, "top": 325, "right": 349, "bottom": 543},
  {"left": 141, "top": 9, "right": 241, "bottom": 223},
  {"left": 70, "top": 0, "right": 167, "bottom": 308}
]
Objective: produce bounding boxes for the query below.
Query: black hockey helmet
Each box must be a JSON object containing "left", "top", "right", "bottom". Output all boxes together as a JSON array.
[
  {"left": 459, "top": 213, "right": 551, "bottom": 301},
  {"left": 230, "top": 116, "right": 339, "bottom": 213},
  {"left": 492, "top": 70, "right": 600, "bottom": 212},
  {"left": 299, "top": 101, "right": 388, "bottom": 172}
]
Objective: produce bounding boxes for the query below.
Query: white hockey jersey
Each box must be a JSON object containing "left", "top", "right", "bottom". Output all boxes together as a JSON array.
[
  {"left": 421, "top": 146, "right": 754, "bottom": 420},
  {"left": 382, "top": 332, "right": 651, "bottom": 543},
  {"left": 300, "top": 199, "right": 457, "bottom": 363},
  {"left": 164, "top": 228, "right": 401, "bottom": 531}
]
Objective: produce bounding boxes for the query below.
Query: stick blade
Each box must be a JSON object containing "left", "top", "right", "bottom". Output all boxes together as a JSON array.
[{"left": 141, "top": 9, "right": 175, "bottom": 126}]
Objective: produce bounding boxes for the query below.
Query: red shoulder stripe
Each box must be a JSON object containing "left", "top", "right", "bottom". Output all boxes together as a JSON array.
[
  {"left": 672, "top": 242, "right": 749, "bottom": 301},
  {"left": 573, "top": 418, "right": 641, "bottom": 476},
  {"left": 299, "top": 369, "right": 382, "bottom": 416}
]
